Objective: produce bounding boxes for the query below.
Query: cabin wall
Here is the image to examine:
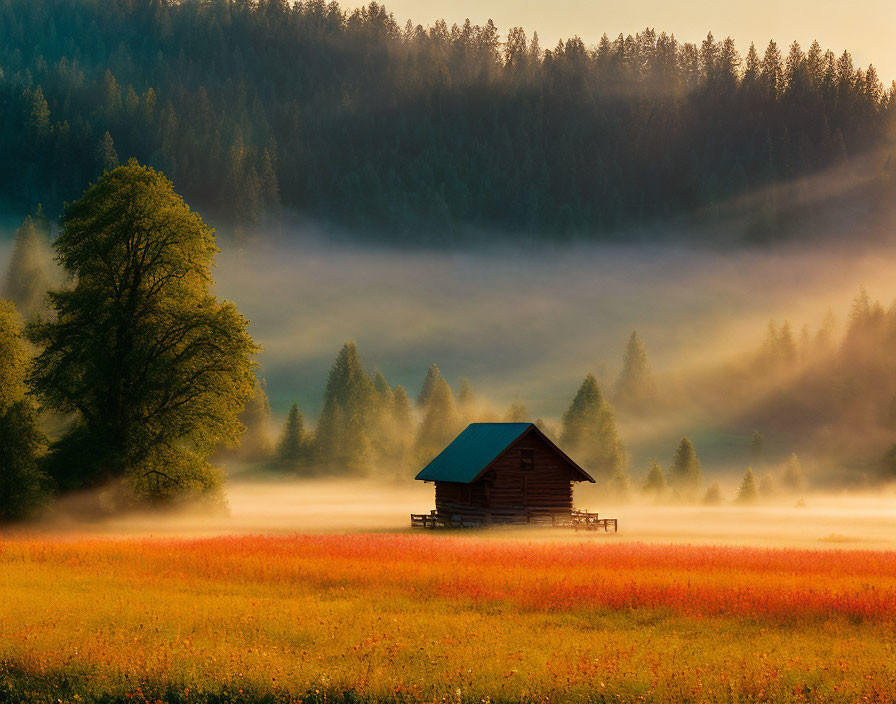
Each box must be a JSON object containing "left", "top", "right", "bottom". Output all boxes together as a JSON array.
[
  {"left": 433, "top": 433, "right": 578, "bottom": 521},
  {"left": 435, "top": 481, "right": 486, "bottom": 515},
  {"left": 484, "top": 433, "right": 575, "bottom": 512}
]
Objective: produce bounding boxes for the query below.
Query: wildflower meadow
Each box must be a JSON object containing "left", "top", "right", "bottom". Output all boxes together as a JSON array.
[{"left": 3, "top": 534, "right": 896, "bottom": 703}]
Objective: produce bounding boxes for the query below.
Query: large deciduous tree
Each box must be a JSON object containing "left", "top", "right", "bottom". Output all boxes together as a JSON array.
[
  {"left": 0, "top": 299, "right": 47, "bottom": 520},
  {"left": 28, "top": 161, "right": 258, "bottom": 503}
]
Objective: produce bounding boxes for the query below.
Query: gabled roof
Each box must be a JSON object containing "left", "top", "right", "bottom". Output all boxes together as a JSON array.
[{"left": 415, "top": 422, "right": 595, "bottom": 484}]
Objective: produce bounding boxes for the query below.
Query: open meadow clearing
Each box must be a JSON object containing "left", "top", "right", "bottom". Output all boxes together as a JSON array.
[{"left": 4, "top": 527, "right": 896, "bottom": 704}]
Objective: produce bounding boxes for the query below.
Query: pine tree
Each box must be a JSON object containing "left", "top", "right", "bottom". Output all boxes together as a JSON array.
[
  {"left": 1, "top": 216, "right": 51, "bottom": 320},
  {"left": 761, "top": 40, "right": 783, "bottom": 98},
  {"left": 759, "top": 472, "right": 775, "bottom": 498},
  {"left": 750, "top": 431, "right": 764, "bottom": 462},
  {"left": 0, "top": 299, "right": 47, "bottom": 520},
  {"left": 417, "top": 363, "right": 442, "bottom": 407},
  {"left": 533, "top": 417, "right": 556, "bottom": 439},
  {"left": 815, "top": 308, "right": 837, "bottom": 351},
  {"left": 237, "top": 378, "right": 273, "bottom": 461},
  {"left": 316, "top": 341, "right": 375, "bottom": 473},
  {"left": 260, "top": 148, "right": 281, "bottom": 211},
  {"left": 743, "top": 42, "right": 761, "bottom": 88},
  {"left": 761, "top": 320, "right": 797, "bottom": 366},
  {"left": 643, "top": 461, "right": 666, "bottom": 494},
  {"left": 372, "top": 370, "right": 394, "bottom": 407},
  {"left": 560, "top": 373, "right": 625, "bottom": 480},
  {"left": 27, "top": 85, "right": 51, "bottom": 138},
  {"left": 782, "top": 453, "right": 806, "bottom": 492},
  {"left": 31, "top": 204, "right": 52, "bottom": 244},
  {"left": 736, "top": 466, "right": 758, "bottom": 503},
  {"left": 345, "top": 412, "right": 373, "bottom": 473},
  {"left": 416, "top": 377, "right": 460, "bottom": 463},
  {"left": 778, "top": 321, "right": 796, "bottom": 364},
  {"left": 456, "top": 377, "right": 473, "bottom": 407},
  {"left": 561, "top": 373, "right": 601, "bottom": 448},
  {"left": 392, "top": 385, "right": 413, "bottom": 431},
  {"left": 703, "top": 482, "right": 722, "bottom": 505},
  {"left": 669, "top": 436, "right": 702, "bottom": 498},
  {"left": 370, "top": 369, "right": 410, "bottom": 472},
  {"left": 845, "top": 286, "right": 877, "bottom": 347},
  {"left": 798, "top": 324, "right": 811, "bottom": 362},
  {"left": 610, "top": 465, "right": 632, "bottom": 501},
  {"left": 615, "top": 331, "right": 656, "bottom": 410},
  {"left": 386, "top": 384, "right": 415, "bottom": 472},
  {"left": 98, "top": 131, "right": 119, "bottom": 172},
  {"left": 276, "top": 403, "right": 305, "bottom": 469},
  {"left": 505, "top": 399, "right": 528, "bottom": 422}
]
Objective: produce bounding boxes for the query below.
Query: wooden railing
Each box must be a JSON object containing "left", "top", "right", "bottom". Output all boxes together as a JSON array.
[
  {"left": 411, "top": 508, "right": 618, "bottom": 531},
  {"left": 571, "top": 510, "right": 618, "bottom": 532},
  {"left": 410, "top": 511, "right": 450, "bottom": 529}
]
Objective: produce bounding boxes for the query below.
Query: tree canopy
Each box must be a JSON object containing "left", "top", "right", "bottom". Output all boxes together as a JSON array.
[
  {"left": 0, "top": 299, "right": 47, "bottom": 520},
  {"left": 27, "top": 160, "right": 258, "bottom": 502}
]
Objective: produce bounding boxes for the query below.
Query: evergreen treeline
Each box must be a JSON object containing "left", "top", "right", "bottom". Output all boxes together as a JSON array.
[
  {"left": 2, "top": 0, "right": 895, "bottom": 241},
  {"left": 238, "top": 340, "right": 635, "bottom": 495}
]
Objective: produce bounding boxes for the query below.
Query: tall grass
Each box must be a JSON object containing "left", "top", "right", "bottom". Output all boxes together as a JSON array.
[{"left": 2, "top": 534, "right": 896, "bottom": 703}]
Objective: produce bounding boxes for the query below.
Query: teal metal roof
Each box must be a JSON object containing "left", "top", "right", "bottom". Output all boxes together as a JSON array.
[{"left": 415, "top": 423, "right": 534, "bottom": 483}]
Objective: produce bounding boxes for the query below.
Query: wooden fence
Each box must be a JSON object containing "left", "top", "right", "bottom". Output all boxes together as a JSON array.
[
  {"left": 571, "top": 509, "right": 618, "bottom": 532},
  {"left": 410, "top": 508, "right": 618, "bottom": 531}
]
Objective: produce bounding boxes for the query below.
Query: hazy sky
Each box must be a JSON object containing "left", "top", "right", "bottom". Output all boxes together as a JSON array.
[{"left": 371, "top": 0, "right": 896, "bottom": 84}]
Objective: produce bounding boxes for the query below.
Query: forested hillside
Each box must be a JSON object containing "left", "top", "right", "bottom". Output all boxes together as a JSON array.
[{"left": 1, "top": 0, "right": 895, "bottom": 242}]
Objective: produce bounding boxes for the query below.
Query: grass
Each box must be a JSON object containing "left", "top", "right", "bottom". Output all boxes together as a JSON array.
[{"left": 2, "top": 533, "right": 896, "bottom": 703}]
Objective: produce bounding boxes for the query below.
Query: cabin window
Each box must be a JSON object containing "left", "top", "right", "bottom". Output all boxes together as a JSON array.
[{"left": 520, "top": 449, "right": 534, "bottom": 472}]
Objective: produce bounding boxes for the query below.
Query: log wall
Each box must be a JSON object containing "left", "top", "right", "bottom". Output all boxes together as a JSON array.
[{"left": 433, "top": 432, "right": 580, "bottom": 522}]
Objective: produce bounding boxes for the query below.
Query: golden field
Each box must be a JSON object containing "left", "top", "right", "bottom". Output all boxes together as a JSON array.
[{"left": 3, "top": 528, "right": 896, "bottom": 704}]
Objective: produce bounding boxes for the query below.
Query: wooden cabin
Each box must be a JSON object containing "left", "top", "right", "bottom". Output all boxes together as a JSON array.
[{"left": 413, "top": 422, "right": 595, "bottom": 526}]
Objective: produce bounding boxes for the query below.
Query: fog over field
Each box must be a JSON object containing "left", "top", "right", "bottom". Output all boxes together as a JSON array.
[{"left": 13, "top": 479, "right": 896, "bottom": 549}]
